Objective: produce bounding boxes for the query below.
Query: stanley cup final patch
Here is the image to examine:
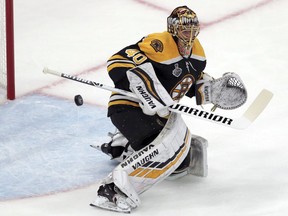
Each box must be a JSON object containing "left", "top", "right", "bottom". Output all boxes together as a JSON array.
[{"left": 172, "top": 63, "right": 182, "bottom": 77}]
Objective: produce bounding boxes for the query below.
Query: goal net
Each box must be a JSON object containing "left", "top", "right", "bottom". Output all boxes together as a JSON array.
[{"left": 0, "top": 0, "right": 15, "bottom": 103}]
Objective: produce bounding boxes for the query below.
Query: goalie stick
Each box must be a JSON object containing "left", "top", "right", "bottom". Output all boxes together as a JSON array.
[{"left": 43, "top": 67, "right": 273, "bottom": 130}]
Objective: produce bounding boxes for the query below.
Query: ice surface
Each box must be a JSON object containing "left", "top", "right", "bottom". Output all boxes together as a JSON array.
[
  {"left": 1, "top": 0, "right": 288, "bottom": 215},
  {"left": 0, "top": 94, "right": 115, "bottom": 200}
]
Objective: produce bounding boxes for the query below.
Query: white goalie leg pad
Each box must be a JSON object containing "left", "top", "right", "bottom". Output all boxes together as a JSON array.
[
  {"left": 166, "top": 134, "right": 208, "bottom": 181},
  {"left": 112, "top": 169, "right": 141, "bottom": 208},
  {"left": 112, "top": 112, "right": 192, "bottom": 207},
  {"left": 189, "top": 135, "right": 208, "bottom": 177}
]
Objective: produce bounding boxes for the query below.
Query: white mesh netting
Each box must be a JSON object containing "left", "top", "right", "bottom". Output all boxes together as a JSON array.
[{"left": 211, "top": 73, "right": 247, "bottom": 110}]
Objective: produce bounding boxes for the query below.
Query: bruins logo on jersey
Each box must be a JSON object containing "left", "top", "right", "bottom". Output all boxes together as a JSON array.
[
  {"left": 150, "top": 39, "right": 163, "bottom": 52},
  {"left": 171, "top": 75, "right": 194, "bottom": 101}
]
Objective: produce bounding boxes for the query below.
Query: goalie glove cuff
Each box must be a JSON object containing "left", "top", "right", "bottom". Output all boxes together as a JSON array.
[{"left": 195, "top": 79, "right": 212, "bottom": 105}]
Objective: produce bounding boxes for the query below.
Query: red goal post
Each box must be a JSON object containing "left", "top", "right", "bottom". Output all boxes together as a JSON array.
[{"left": 0, "top": 0, "right": 15, "bottom": 102}]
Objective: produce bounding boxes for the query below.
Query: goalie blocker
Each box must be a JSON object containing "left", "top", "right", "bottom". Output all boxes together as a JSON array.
[{"left": 127, "top": 62, "right": 175, "bottom": 118}]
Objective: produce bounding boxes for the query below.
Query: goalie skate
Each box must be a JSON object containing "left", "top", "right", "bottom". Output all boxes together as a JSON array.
[
  {"left": 90, "top": 142, "right": 103, "bottom": 152},
  {"left": 90, "top": 131, "right": 116, "bottom": 153},
  {"left": 90, "top": 183, "right": 133, "bottom": 213},
  {"left": 90, "top": 197, "right": 131, "bottom": 214},
  {"left": 90, "top": 130, "right": 133, "bottom": 162}
]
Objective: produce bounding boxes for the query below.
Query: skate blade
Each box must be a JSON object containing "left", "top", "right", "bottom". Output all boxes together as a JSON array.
[
  {"left": 90, "top": 202, "right": 131, "bottom": 214},
  {"left": 90, "top": 143, "right": 101, "bottom": 150}
]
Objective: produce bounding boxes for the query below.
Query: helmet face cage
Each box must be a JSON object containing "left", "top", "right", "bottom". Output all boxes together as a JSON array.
[{"left": 167, "top": 6, "right": 200, "bottom": 47}]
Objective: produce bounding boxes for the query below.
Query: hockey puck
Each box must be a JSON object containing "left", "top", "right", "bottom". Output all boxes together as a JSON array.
[{"left": 74, "top": 95, "right": 83, "bottom": 106}]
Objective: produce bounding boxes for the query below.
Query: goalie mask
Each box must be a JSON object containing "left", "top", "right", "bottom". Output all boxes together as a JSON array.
[{"left": 167, "top": 6, "right": 200, "bottom": 48}]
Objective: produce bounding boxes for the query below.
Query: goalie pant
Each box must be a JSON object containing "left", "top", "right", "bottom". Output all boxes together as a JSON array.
[{"left": 95, "top": 112, "right": 192, "bottom": 210}]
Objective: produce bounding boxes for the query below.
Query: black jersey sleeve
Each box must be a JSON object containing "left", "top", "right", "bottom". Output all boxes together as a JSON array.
[{"left": 107, "top": 43, "right": 150, "bottom": 90}]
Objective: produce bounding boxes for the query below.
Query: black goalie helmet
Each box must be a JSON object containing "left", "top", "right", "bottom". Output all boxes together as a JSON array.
[{"left": 167, "top": 6, "right": 200, "bottom": 47}]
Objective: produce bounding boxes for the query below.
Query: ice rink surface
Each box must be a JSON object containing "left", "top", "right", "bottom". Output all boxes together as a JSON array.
[{"left": 1, "top": 0, "right": 288, "bottom": 215}]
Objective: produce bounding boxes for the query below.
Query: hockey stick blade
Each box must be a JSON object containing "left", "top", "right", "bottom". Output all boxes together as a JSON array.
[{"left": 232, "top": 89, "right": 273, "bottom": 129}]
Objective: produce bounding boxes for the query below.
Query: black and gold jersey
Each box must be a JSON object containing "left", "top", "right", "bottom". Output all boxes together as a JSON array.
[{"left": 107, "top": 31, "right": 206, "bottom": 116}]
